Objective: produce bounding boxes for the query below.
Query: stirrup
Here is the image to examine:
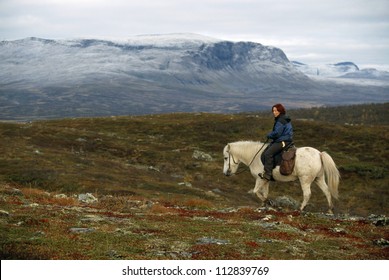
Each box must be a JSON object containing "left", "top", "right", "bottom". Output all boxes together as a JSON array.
[{"left": 258, "top": 173, "right": 271, "bottom": 181}]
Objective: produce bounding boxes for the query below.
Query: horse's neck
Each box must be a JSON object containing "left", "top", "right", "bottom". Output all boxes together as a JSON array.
[{"left": 234, "top": 141, "right": 264, "bottom": 164}]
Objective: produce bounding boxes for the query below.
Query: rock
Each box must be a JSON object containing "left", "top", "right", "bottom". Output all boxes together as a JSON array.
[
  {"left": 257, "top": 206, "right": 278, "bottom": 212},
  {"left": 212, "top": 188, "right": 222, "bottom": 194},
  {"left": 78, "top": 193, "right": 98, "bottom": 203},
  {"left": 273, "top": 196, "right": 299, "bottom": 209},
  {"left": 331, "top": 227, "right": 347, "bottom": 234},
  {"left": 148, "top": 166, "right": 160, "bottom": 172},
  {"left": 81, "top": 215, "right": 105, "bottom": 223},
  {"left": 368, "top": 215, "right": 388, "bottom": 226},
  {"left": 115, "top": 228, "right": 133, "bottom": 235},
  {"left": 107, "top": 250, "right": 124, "bottom": 259},
  {"left": 178, "top": 182, "right": 192, "bottom": 187},
  {"left": 220, "top": 207, "right": 237, "bottom": 213},
  {"left": 205, "top": 191, "right": 219, "bottom": 198},
  {"left": 196, "top": 237, "right": 229, "bottom": 245},
  {"left": 257, "top": 239, "right": 276, "bottom": 243},
  {"left": 139, "top": 200, "right": 154, "bottom": 210},
  {"left": 4, "top": 187, "right": 23, "bottom": 196},
  {"left": 69, "top": 227, "right": 96, "bottom": 234},
  {"left": 54, "top": 194, "right": 68, "bottom": 198},
  {"left": 259, "top": 222, "right": 280, "bottom": 230},
  {"left": 192, "top": 150, "right": 213, "bottom": 161},
  {"left": 28, "top": 203, "right": 40, "bottom": 208},
  {"left": 262, "top": 215, "right": 275, "bottom": 221},
  {"left": 284, "top": 245, "right": 303, "bottom": 256},
  {"left": 373, "top": 238, "right": 389, "bottom": 247},
  {"left": 0, "top": 210, "right": 10, "bottom": 217}
]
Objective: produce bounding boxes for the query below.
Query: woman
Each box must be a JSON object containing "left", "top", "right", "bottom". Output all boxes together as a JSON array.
[{"left": 259, "top": 103, "right": 293, "bottom": 181}]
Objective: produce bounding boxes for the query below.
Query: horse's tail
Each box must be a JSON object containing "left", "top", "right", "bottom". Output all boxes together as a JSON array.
[{"left": 320, "top": 151, "right": 340, "bottom": 199}]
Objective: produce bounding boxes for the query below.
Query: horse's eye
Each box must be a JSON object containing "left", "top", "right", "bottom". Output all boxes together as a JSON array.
[{"left": 224, "top": 157, "right": 228, "bottom": 161}]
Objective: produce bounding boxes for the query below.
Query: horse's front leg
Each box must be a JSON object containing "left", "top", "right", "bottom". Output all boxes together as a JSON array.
[{"left": 253, "top": 178, "right": 270, "bottom": 206}]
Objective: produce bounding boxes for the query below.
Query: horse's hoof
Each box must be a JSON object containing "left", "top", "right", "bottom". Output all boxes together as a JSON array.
[
  {"left": 327, "top": 209, "right": 334, "bottom": 215},
  {"left": 265, "top": 199, "right": 275, "bottom": 207}
]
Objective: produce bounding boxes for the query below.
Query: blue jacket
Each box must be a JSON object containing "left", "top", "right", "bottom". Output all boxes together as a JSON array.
[{"left": 267, "top": 114, "right": 293, "bottom": 143}]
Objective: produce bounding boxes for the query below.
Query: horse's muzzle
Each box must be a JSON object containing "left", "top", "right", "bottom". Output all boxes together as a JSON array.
[{"left": 224, "top": 170, "right": 232, "bottom": 176}]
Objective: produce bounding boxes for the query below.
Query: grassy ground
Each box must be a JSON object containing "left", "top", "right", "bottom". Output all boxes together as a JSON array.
[{"left": 0, "top": 109, "right": 388, "bottom": 259}]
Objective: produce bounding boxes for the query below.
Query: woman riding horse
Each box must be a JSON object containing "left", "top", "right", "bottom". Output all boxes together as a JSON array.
[{"left": 259, "top": 103, "right": 293, "bottom": 181}]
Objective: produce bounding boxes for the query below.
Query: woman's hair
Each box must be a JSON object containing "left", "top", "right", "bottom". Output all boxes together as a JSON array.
[{"left": 272, "top": 103, "right": 286, "bottom": 114}]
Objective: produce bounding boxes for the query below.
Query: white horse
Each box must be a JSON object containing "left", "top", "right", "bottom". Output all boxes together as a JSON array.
[{"left": 223, "top": 141, "right": 340, "bottom": 213}]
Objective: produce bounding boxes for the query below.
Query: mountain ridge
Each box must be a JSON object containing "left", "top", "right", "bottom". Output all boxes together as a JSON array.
[
  {"left": 292, "top": 60, "right": 389, "bottom": 79},
  {"left": 1, "top": 34, "right": 388, "bottom": 120}
]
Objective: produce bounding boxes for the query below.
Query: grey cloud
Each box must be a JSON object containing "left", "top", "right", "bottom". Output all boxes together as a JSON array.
[{"left": 0, "top": 0, "right": 388, "bottom": 67}]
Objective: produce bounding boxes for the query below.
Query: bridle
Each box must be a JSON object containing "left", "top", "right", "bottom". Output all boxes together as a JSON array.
[
  {"left": 226, "top": 140, "right": 268, "bottom": 175},
  {"left": 226, "top": 152, "right": 248, "bottom": 175}
]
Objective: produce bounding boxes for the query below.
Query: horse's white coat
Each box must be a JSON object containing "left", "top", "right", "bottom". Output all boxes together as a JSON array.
[{"left": 223, "top": 141, "right": 340, "bottom": 213}]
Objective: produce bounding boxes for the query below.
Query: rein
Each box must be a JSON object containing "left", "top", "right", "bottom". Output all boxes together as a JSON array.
[{"left": 228, "top": 140, "right": 268, "bottom": 175}]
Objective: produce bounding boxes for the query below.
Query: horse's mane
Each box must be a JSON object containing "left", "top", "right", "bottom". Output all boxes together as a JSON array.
[
  {"left": 230, "top": 140, "right": 267, "bottom": 160},
  {"left": 233, "top": 140, "right": 265, "bottom": 148}
]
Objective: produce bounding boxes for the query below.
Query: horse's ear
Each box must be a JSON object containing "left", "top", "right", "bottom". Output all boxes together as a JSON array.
[{"left": 226, "top": 144, "right": 230, "bottom": 152}]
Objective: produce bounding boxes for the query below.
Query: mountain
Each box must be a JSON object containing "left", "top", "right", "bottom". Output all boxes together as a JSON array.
[
  {"left": 1, "top": 34, "right": 388, "bottom": 120},
  {"left": 341, "top": 68, "right": 389, "bottom": 79},
  {"left": 292, "top": 60, "right": 389, "bottom": 80},
  {"left": 292, "top": 61, "right": 359, "bottom": 77}
]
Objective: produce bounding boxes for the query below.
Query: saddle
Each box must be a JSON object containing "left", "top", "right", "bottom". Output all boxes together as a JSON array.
[
  {"left": 273, "top": 143, "right": 297, "bottom": 176},
  {"left": 279, "top": 147, "right": 297, "bottom": 175}
]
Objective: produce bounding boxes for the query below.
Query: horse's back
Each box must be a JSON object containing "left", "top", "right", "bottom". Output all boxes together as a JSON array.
[
  {"left": 295, "top": 146, "right": 322, "bottom": 173},
  {"left": 296, "top": 146, "right": 321, "bottom": 156}
]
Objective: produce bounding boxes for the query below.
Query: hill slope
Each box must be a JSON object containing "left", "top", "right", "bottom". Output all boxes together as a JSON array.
[{"left": 0, "top": 105, "right": 388, "bottom": 259}]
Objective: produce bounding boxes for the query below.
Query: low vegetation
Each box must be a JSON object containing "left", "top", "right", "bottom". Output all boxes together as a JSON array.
[{"left": 0, "top": 103, "right": 388, "bottom": 259}]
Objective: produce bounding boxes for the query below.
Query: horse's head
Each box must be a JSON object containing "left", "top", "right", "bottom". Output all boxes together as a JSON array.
[{"left": 223, "top": 144, "right": 240, "bottom": 176}]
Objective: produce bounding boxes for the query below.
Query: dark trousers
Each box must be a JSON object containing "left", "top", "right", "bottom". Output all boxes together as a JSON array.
[{"left": 261, "top": 142, "right": 284, "bottom": 175}]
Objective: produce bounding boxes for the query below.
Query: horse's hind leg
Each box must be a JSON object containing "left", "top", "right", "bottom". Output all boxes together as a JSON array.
[
  {"left": 299, "top": 176, "right": 313, "bottom": 211},
  {"left": 300, "top": 184, "right": 311, "bottom": 211},
  {"left": 315, "top": 176, "right": 334, "bottom": 214}
]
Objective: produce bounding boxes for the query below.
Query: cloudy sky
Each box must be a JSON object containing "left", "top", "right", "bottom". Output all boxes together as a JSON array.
[{"left": 1, "top": 0, "right": 388, "bottom": 68}]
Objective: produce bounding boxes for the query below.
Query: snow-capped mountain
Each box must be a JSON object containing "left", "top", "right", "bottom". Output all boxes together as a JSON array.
[
  {"left": 1, "top": 34, "right": 303, "bottom": 87},
  {"left": 341, "top": 68, "right": 389, "bottom": 79},
  {"left": 292, "top": 61, "right": 389, "bottom": 80},
  {"left": 0, "top": 34, "right": 388, "bottom": 120}
]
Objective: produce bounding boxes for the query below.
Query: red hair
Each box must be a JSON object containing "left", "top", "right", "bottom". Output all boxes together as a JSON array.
[{"left": 272, "top": 103, "right": 286, "bottom": 114}]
